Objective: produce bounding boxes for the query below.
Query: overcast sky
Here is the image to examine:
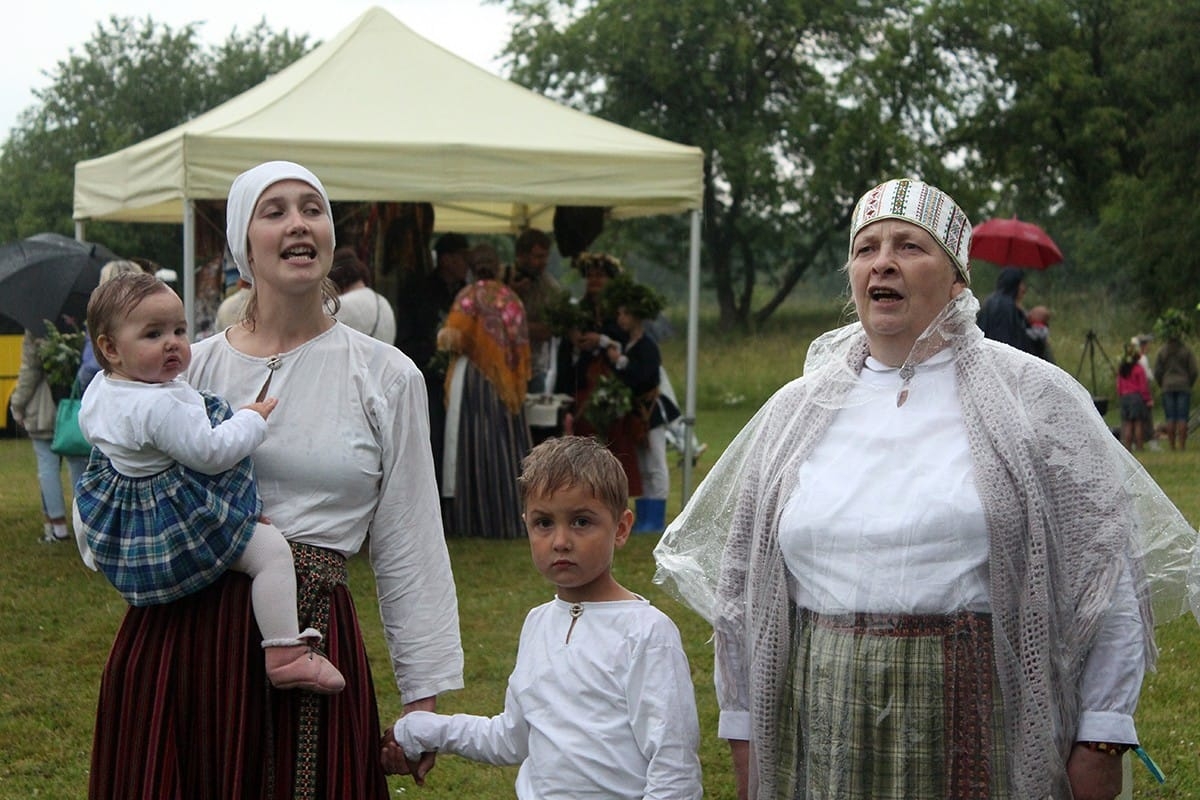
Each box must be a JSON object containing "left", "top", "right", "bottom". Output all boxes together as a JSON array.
[{"left": 3, "top": 1, "right": 512, "bottom": 136}]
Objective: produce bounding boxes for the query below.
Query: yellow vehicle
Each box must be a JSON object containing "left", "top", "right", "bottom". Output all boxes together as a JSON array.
[{"left": 1, "top": 318, "right": 24, "bottom": 432}]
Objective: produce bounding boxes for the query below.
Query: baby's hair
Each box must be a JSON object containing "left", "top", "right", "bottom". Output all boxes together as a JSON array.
[
  {"left": 518, "top": 436, "right": 628, "bottom": 521},
  {"left": 86, "top": 272, "right": 174, "bottom": 372}
]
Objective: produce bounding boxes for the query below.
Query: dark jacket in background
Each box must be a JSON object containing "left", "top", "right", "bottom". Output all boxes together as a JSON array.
[{"left": 977, "top": 267, "right": 1033, "bottom": 352}]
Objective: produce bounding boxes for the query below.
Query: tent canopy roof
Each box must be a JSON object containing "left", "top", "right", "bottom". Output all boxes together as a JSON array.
[{"left": 73, "top": 6, "right": 703, "bottom": 233}]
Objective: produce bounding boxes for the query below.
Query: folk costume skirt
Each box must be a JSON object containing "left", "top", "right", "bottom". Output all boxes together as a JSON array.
[
  {"left": 444, "top": 360, "right": 531, "bottom": 539},
  {"left": 88, "top": 544, "right": 390, "bottom": 800},
  {"left": 776, "top": 609, "right": 1009, "bottom": 800}
]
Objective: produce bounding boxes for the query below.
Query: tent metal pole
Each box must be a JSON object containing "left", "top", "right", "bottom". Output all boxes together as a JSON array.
[
  {"left": 183, "top": 200, "right": 196, "bottom": 340},
  {"left": 681, "top": 209, "right": 702, "bottom": 504},
  {"left": 75, "top": 221, "right": 86, "bottom": 242}
]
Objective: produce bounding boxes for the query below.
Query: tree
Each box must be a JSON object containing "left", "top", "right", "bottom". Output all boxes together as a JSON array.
[
  {"left": 1099, "top": 1, "right": 1200, "bottom": 311},
  {"left": 943, "top": 0, "right": 1200, "bottom": 310},
  {"left": 497, "top": 0, "right": 989, "bottom": 328},
  {"left": 0, "top": 16, "right": 311, "bottom": 266}
]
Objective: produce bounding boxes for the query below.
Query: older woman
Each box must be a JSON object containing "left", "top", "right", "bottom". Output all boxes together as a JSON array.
[
  {"left": 437, "top": 243, "right": 532, "bottom": 538},
  {"left": 85, "top": 161, "right": 463, "bottom": 798},
  {"left": 656, "top": 179, "right": 1197, "bottom": 799}
]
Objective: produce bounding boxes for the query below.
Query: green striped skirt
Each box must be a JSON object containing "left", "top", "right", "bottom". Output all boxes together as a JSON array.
[{"left": 776, "top": 609, "right": 1009, "bottom": 800}]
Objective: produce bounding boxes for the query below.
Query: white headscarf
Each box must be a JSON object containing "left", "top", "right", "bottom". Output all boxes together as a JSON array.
[{"left": 225, "top": 161, "right": 334, "bottom": 284}]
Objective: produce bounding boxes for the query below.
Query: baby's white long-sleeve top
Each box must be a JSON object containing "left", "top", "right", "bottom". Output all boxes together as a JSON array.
[
  {"left": 394, "top": 596, "right": 703, "bottom": 800},
  {"left": 79, "top": 374, "right": 266, "bottom": 476}
]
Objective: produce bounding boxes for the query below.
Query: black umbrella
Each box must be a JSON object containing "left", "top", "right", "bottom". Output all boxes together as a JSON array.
[{"left": 0, "top": 233, "right": 118, "bottom": 336}]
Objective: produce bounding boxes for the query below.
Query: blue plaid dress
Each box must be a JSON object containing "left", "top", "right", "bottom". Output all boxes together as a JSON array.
[{"left": 77, "top": 392, "right": 260, "bottom": 606}]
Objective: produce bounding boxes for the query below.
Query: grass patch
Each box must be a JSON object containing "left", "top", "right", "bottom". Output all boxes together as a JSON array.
[{"left": 1, "top": 285, "right": 1196, "bottom": 798}]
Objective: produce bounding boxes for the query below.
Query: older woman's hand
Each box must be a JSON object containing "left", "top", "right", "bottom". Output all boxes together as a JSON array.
[{"left": 1066, "top": 743, "right": 1125, "bottom": 800}]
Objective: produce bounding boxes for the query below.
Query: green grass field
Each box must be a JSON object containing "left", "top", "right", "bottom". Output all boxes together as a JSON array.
[{"left": 1, "top": 285, "right": 1198, "bottom": 798}]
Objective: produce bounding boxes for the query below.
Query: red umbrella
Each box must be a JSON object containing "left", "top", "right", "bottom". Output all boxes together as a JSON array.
[{"left": 969, "top": 216, "right": 1064, "bottom": 269}]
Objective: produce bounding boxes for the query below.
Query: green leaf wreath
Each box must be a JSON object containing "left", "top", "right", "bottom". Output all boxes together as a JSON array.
[
  {"left": 600, "top": 274, "right": 666, "bottom": 320},
  {"left": 543, "top": 288, "right": 592, "bottom": 337},
  {"left": 1155, "top": 308, "right": 1191, "bottom": 341}
]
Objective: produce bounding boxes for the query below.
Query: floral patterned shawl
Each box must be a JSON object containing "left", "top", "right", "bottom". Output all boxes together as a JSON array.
[{"left": 442, "top": 279, "right": 531, "bottom": 414}]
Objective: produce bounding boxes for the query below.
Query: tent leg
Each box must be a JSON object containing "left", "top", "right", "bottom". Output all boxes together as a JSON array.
[
  {"left": 183, "top": 200, "right": 196, "bottom": 339},
  {"left": 681, "top": 209, "right": 702, "bottom": 504}
]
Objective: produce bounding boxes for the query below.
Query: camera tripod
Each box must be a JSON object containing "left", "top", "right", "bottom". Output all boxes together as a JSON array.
[{"left": 1075, "top": 329, "right": 1115, "bottom": 399}]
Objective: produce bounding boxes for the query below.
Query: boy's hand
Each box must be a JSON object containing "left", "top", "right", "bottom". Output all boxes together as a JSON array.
[
  {"left": 406, "top": 751, "right": 438, "bottom": 785},
  {"left": 381, "top": 697, "right": 441, "bottom": 784},
  {"left": 243, "top": 396, "right": 278, "bottom": 421},
  {"left": 399, "top": 697, "right": 440, "bottom": 784}
]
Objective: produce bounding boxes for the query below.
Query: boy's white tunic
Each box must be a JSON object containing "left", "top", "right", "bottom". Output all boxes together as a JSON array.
[{"left": 395, "top": 596, "right": 703, "bottom": 799}]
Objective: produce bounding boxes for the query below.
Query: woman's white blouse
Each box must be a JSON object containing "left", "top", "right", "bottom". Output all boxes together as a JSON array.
[
  {"left": 779, "top": 349, "right": 991, "bottom": 614},
  {"left": 187, "top": 323, "right": 463, "bottom": 703},
  {"left": 757, "top": 348, "right": 1141, "bottom": 745}
]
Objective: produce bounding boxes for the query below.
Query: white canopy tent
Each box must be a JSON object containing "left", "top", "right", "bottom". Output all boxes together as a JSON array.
[{"left": 72, "top": 5, "right": 706, "bottom": 495}]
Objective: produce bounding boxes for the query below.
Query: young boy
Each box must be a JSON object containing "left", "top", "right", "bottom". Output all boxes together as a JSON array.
[{"left": 381, "top": 436, "right": 702, "bottom": 799}]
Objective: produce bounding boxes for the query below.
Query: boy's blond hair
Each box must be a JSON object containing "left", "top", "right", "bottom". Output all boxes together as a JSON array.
[{"left": 518, "top": 436, "right": 628, "bottom": 520}]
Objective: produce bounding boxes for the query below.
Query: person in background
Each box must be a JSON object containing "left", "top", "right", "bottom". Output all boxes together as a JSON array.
[
  {"left": 504, "top": 228, "right": 560, "bottom": 395},
  {"left": 976, "top": 266, "right": 1033, "bottom": 352},
  {"left": 437, "top": 243, "right": 532, "bottom": 539},
  {"left": 83, "top": 160, "right": 463, "bottom": 799},
  {"left": 9, "top": 328, "right": 90, "bottom": 543},
  {"left": 1131, "top": 334, "right": 1157, "bottom": 449},
  {"left": 215, "top": 277, "right": 253, "bottom": 330},
  {"left": 75, "top": 272, "right": 344, "bottom": 694},
  {"left": 558, "top": 252, "right": 640, "bottom": 495},
  {"left": 1025, "top": 304, "right": 1054, "bottom": 363},
  {"left": 1117, "top": 341, "right": 1152, "bottom": 451},
  {"left": 1152, "top": 310, "right": 1198, "bottom": 451},
  {"left": 657, "top": 178, "right": 1191, "bottom": 800},
  {"left": 382, "top": 436, "right": 702, "bottom": 800},
  {"left": 328, "top": 246, "right": 397, "bottom": 344},
  {"left": 602, "top": 276, "right": 680, "bottom": 533},
  {"left": 396, "top": 232, "right": 470, "bottom": 493}
]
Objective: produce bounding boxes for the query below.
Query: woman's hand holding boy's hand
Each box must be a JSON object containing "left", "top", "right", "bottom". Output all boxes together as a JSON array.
[
  {"left": 381, "top": 697, "right": 440, "bottom": 784},
  {"left": 379, "top": 726, "right": 415, "bottom": 777},
  {"left": 379, "top": 724, "right": 437, "bottom": 784}
]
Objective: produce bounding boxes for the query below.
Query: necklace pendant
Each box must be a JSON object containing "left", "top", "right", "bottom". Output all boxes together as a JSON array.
[
  {"left": 896, "top": 387, "right": 909, "bottom": 407},
  {"left": 266, "top": 355, "right": 282, "bottom": 371},
  {"left": 569, "top": 603, "right": 584, "bottom": 619}
]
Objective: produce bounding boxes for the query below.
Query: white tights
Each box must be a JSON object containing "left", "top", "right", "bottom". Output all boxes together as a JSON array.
[{"left": 232, "top": 522, "right": 307, "bottom": 647}]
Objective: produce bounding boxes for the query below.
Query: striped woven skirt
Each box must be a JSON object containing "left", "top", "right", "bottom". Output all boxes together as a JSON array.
[
  {"left": 775, "top": 609, "right": 1009, "bottom": 800},
  {"left": 444, "top": 360, "right": 531, "bottom": 539},
  {"left": 88, "top": 544, "right": 390, "bottom": 800}
]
